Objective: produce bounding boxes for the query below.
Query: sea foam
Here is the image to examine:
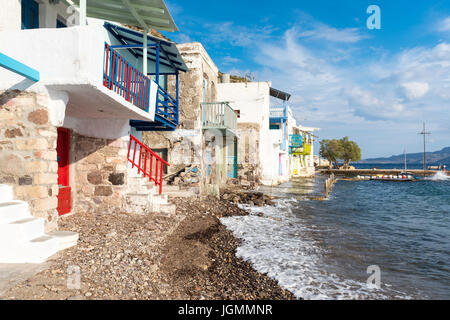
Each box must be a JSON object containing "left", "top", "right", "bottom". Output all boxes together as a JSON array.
[
  {"left": 426, "top": 171, "right": 450, "bottom": 181},
  {"left": 221, "top": 199, "right": 412, "bottom": 300}
]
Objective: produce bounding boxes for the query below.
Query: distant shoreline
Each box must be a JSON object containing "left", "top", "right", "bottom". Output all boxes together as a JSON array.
[{"left": 321, "top": 168, "right": 449, "bottom": 177}]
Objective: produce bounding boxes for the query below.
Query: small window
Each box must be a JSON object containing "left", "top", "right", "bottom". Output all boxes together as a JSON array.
[
  {"left": 270, "top": 124, "right": 280, "bottom": 130},
  {"left": 152, "top": 148, "right": 169, "bottom": 174},
  {"left": 210, "top": 82, "right": 215, "bottom": 101},
  {"left": 202, "top": 79, "right": 207, "bottom": 102}
]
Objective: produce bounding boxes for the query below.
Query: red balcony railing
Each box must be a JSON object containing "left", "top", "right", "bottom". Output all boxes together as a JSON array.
[
  {"left": 127, "top": 135, "right": 170, "bottom": 194},
  {"left": 103, "top": 43, "right": 151, "bottom": 112}
]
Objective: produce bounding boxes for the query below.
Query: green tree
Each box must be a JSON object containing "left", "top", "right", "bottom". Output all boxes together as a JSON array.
[
  {"left": 340, "top": 137, "right": 362, "bottom": 169},
  {"left": 319, "top": 139, "right": 343, "bottom": 169}
]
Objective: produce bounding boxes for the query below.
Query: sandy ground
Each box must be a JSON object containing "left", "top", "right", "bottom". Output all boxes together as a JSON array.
[{"left": 0, "top": 196, "right": 295, "bottom": 300}]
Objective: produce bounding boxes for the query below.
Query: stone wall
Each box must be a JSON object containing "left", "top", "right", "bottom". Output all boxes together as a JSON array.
[
  {"left": 71, "top": 132, "right": 129, "bottom": 215},
  {"left": 0, "top": 90, "right": 133, "bottom": 230},
  {"left": 236, "top": 123, "right": 261, "bottom": 186},
  {"left": 0, "top": 90, "right": 59, "bottom": 231},
  {"left": 167, "top": 42, "right": 219, "bottom": 129},
  {"left": 144, "top": 129, "right": 202, "bottom": 181}
]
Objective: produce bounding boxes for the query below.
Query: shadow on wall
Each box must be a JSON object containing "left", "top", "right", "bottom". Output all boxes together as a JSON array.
[
  {"left": 3, "top": 78, "right": 35, "bottom": 93},
  {"left": 66, "top": 129, "right": 129, "bottom": 214}
]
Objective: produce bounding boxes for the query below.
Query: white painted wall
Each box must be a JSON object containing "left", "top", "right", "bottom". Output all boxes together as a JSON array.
[
  {"left": 0, "top": 26, "right": 104, "bottom": 88},
  {"left": 0, "top": 26, "right": 156, "bottom": 122},
  {"left": 0, "top": 0, "right": 21, "bottom": 32},
  {"left": 284, "top": 107, "right": 297, "bottom": 179},
  {"left": 217, "top": 82, "right": 282, "bottom": 185},
  {"left": 0, "top": 0, "right": 80, "bottom": 31},
  {"left": 64, "top": 116, "right": 130, "bottom": 140}
]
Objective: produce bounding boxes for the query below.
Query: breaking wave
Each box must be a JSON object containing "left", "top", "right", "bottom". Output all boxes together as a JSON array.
[
  {"left": 426, "top": 171, "right": 450, "bottom": 181},
  {"left": 221, "top": 199, "right": 413, "bottom": 300}
]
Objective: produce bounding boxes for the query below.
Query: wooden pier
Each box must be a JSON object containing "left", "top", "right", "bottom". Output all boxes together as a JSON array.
[{"left": 320, "top": 169, "right": 448, "bottom": 177}]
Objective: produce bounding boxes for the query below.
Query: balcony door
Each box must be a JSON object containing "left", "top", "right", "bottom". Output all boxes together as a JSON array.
[{"left": 21, "top": 0, "right": 39, "bottom": 30}]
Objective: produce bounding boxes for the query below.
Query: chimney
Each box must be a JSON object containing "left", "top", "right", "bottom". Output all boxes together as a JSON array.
[{"left": 221, "top": 73, "right": 230, "bottom": 83}]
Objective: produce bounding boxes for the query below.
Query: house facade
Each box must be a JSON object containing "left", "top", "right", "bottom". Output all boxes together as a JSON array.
[
  {"left": 268, "top": 94, "right": 298, "bottom": 184},
  {"left": 289, "top": 126, "right": 319, "bottom": 177},
  {"left": 217, "top": 81, "right": 304, "bottom": 186},
  {"left": 0, "top": 0, "right": 186, "bottom": 263},
  {"left": 143, "top": 42, "right": 238, "bottom": 196}
]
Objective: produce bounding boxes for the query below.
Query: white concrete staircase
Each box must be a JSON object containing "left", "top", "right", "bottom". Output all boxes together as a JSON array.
[
  {"left": 124, "top": 173, "right": 176, "bottom": 216},
  {"left": 0, "top": 185, "right": 78, "bottom": 264}
]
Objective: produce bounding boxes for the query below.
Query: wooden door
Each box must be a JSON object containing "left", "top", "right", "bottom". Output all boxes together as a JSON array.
[{"left": 57, "top": 128, "right": 71, "bottom": 216}]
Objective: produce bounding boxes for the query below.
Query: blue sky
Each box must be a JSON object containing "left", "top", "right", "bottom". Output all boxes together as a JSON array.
[{"left": 163, "top": 0, "right": 450, "bottom": 158}]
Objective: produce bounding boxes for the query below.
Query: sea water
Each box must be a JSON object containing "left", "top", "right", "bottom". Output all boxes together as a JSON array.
[{"left": 221, "top": 171, "right": 450, "bottom": 300}]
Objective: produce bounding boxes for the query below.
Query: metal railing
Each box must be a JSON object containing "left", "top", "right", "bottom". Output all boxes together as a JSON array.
[
  {"left": 201, "top": 102, "right": 237, "bottom": 131},
  {"left": 127, "top": 135, "right": 170, "bottom": 194},
  {"left": 270, "top": 106, "right": 287, "bottom": 118}
]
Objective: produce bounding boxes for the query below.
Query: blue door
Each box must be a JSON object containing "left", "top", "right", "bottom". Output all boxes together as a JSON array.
[{"left": 22, "top": 0, "right": 39, "bottom": 30}]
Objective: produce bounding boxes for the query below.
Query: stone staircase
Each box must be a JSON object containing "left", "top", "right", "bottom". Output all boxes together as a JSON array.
[
  {"left": 0, "top": 184, "right": 78, "bottom": 264},
  {"left": 124, "top": 173, "right": 176, "bottom": 216},
  {"left": 163, "top": 184, "right": 200, "bottom": 199}
]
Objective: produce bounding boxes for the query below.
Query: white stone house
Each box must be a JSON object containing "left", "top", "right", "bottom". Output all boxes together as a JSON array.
[
  {"left": 217, "top": 81, "right": 298, "bottom": 186},
  {"left": 0, "top": 0, "right": 187, "bottom": 263}
]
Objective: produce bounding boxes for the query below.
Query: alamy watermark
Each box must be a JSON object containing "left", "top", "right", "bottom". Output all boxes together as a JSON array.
[
  {"left": 67, "top": 265, "right": 81, "bottom": 290},
  {"left": 367, "top": 5, "right": 381, "bottom": 30},
  {"left": 367, "top": 265, "right": 381, "bottom": 289}
]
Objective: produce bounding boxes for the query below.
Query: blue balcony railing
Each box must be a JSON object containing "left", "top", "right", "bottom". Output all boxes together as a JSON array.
[{"left": 156, "top": 84, "right": 178, "bottom": 129}]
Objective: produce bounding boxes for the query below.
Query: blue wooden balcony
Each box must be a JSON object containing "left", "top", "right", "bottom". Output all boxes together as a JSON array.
[
  {"left": 270, "top": 106, "right": 289, "bottom": 152},
  {"left": 103, "top": 23, "right": 187, "bottom": 132}
]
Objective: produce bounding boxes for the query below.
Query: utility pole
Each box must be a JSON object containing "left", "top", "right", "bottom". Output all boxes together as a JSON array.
[{"left": 418, "top": 122, "right": 431, "bottom": 172}]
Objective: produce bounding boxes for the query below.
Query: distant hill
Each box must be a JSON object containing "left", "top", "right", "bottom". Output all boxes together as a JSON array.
[{"left": 359, "top": 147, "right": 450, "bottom": 164}]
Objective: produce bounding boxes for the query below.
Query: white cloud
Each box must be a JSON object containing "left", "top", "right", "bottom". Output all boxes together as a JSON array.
[
  {"left": 437, "top": 17, "right": 450, "bottom": 32},
  {"left": 401, "top": 82, "right": 430, "bottom": 100},
  {"left": 202, "top": 22, "right": 277, "bottom": 47},
  {"left": 222, "top": 56, "right": 241, "bottom": 65},
  {"left": 244, "top": 22, "right": 450, "bottom": 144},
  {"left": 175, "top": 13, "right": 450, "bottom": 156},
  {"left": 299, "top": 23, "right": 369, "bottom": 43}
]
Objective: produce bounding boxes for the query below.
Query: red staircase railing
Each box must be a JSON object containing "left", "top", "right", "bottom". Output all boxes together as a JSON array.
[{"left": 127, "top": 135, "right": 170, "bottom": 194}]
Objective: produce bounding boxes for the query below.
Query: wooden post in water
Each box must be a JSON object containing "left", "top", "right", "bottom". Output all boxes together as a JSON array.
[
  {"left": 419, "top": 122, "right": 431, "bottom": 172},
  {"left": 324, "top": 173, "right": 336, "bottom": 198}
]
